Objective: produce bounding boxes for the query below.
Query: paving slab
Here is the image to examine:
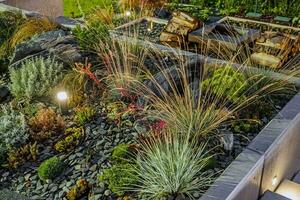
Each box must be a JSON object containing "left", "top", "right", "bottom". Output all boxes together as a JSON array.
[
  {"left": 292, "top": 171, "right": 300, "bottom": 184},
  {"left": 260, "top": 190, "right": 291, "bottom": 200},
  {"left": 275, "top": 92, "right": 300, "bottom": 120},
  {"left": 247, "top": 119, "right": 291, "bottom": 154}
]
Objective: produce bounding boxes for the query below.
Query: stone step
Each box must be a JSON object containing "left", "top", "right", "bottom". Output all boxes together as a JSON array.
[
  {"left": 292, "top": 170, "right": 300, "bottom": 184},
  {"left": 276, "top": 180, "right": 300, "bottom": 200},
  {"left": 260, "top": 190, "right": 291, "bottom": 200}
]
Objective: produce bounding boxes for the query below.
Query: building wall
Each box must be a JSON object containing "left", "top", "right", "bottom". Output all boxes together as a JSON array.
[{"left": 4, "top": 0, "right": 63, "bottom": 17}]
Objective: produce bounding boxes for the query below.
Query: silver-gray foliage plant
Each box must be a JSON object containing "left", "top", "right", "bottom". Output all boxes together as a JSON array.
[
  {"left": 0, "top": 105, "right": 28, "bottom": 149},
  {"left": 10, "top": 56, "right": 64, "bottom": 100}
]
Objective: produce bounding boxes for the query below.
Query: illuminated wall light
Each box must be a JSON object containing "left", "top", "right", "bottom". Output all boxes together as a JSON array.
[
  {"left": 147, "top": 21, "right": 154, "bottom": 32},
  {"left": 272, "top": 176, "right": 278, "bottom": 186},
  {"left": 276, "top": 180, "right": 300, "bottom": 200}
]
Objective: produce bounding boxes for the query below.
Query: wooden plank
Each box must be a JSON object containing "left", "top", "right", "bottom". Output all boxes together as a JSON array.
[{"left": 145, "top": 17, "right": 168, "bottom": 25}]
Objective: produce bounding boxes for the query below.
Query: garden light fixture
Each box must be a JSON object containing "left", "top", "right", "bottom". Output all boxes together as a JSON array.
[
  {"left": 56, "top": 91, "right": 68, "bottom": 114},
  {"left": 57, "top": 91, "right": 68, "bottom": 101},
  {"left": 125, "top": 11, "right": 131, "bottom": 17}
]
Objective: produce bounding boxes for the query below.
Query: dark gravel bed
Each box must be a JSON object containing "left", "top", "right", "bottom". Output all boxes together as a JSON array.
[
  {"left": 115, "top": 19, "right": 166, "bottom": 43},
  {"left": 0, "top": 104, "right": 139, "bottom": 200}
]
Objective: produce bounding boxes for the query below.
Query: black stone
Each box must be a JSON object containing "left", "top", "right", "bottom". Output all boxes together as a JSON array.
[{"left": 0, "top": 85, "right": 10, "bottom": 103}]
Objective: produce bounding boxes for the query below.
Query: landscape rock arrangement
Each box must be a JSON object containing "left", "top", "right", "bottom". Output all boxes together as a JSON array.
[{"left": 10, "top": 30, "right": 84, "bottom": 68}]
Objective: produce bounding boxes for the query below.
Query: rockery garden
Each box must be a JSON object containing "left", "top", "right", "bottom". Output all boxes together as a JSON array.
[{"left": 1, "top": 0, "right": 300, "bottom": 200}]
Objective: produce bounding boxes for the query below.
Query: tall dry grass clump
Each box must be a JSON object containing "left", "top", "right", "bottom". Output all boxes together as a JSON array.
[
  {"left": 10, "top": 17, "right": 58, "bottom": 48},
  {"left": 135, "top": 48, "right": 300, "bottom": 139}
]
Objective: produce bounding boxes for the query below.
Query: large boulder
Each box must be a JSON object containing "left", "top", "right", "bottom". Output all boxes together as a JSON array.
[{"left": 9, "top": 29, "right": 84, "bottom": 68}]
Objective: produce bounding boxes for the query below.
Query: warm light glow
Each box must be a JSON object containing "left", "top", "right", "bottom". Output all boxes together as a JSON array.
[
  {"left": 276, "top": 180, "right": 300, "bottom": 200},
  {"left": 272, "top": 176, "right": 278, "bottom": 186},
  {"left": 57, "top": 91, "right": 68, "bottom": 101},
  {"left": 125, "top": 11, "right": 131, "bottom": 17},
  {"left": 147, "top": 28, "right": 152, "bottom": 32}
]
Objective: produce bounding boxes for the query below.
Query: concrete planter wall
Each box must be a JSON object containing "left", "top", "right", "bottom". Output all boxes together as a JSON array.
[{"left": 200, "top": 93, "right": 300, "bottom": 200}]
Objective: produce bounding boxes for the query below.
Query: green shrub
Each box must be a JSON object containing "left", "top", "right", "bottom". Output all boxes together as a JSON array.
[
  {"left": 54, "top": 127, "right": 84, "bottom": 152},
  {"left": 99, "top": 163, "right": 137, "bottom": 196},
  {"left": 73, "top": 21, "right": 109, "bottom": 51},
  {"left": 66, "top": 179, "right": 89, "bottom": 200},
  {"left": 202, "top": 65, "right": 247, "bottom": 103},
  {"left": 111, "top": 143, "right": 131, "bottom": 163},
  {"left": 38, "top": 156, "right": 64, "bottom": 181},
  {"left": 0, "top": 105, "right": 28, "bottom": 149},
  {"left": 74, "top": 106, "right": 94, "bottom": 125},
  {"left": 10, "top": 56, "right": 64, "bottom": 101}
]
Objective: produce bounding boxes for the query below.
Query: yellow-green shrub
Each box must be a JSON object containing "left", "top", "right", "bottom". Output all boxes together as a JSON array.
[
  {"left": 10, "top": 18, "right": 58, "bottom": 48},
  {"left": 54, "top": 127, "right": 84, "bottom": 153},
  {"left": 66, "top": 179, "right": 89, "bottom": 200}
]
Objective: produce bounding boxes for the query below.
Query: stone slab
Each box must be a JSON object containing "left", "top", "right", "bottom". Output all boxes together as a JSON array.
[
  {"left": 260, "top": 190, "right": 291, "bottom": 200},
  {"left": 274, "top": 16, "right": 291, "bottom": 23},
  {"left": 247, "top": 119, "right": 291, "bottom": 154},
  {"left": 246, "top": 12, "right": 262, "bottom": 19},
  {"left": 292, "top": 171, "right": 300, "bottom": 184},
  {"left": 275, "top": 92, "right": 300, "bottom": 120}
]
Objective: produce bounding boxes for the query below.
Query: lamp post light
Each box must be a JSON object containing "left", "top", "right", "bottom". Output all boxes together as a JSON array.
[
  {"left": 57, "top": 91, "right": 68, "bottom": 114},
  {"left": 125, "top": 11, "right": 131, "bottom": 17}
]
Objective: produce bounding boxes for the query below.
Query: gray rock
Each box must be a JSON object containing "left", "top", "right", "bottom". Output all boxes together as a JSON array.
[
  {"left": 74, "top": 164, "right": 81, "bottom": 170},
  {"left": 16, "top": 184, "right": 24, "bottom": 191},
  {"left": 66, "top": 180, "right": 74, "bottom": 187},
  {"left": 49, "top": 185, "right": 58, "bottom": 193},
  {"left": 10, "top": 30, "right": 84, "bottom": 68},
  {"left": 55, "top": 16, "right": 82, "bottom": 29},
  {"left": 31, "top": 195, "right": 41, "bottom": 200},
  {"left": 90, "top": 164, "right": 97, "bottom": 172},
  {"left": 58, "top": 190, "right": 65, "bottom": 198},
  {"left": 89, "top": 194, "right": 103, "bottom": 200},
  {"left": 104, "top": 190, "right": 111, "bottom": 196},
  {"left": 3, "top": 172, "right": 9, "bottom": 178},
  {"left": 0, "top": 86, "right": 10, "bottom": 103},
  {"left": 193, "top": 192, "right": 201, "bottom": 198},
  {"left": 24, "top": 174, "right": 31, "bottom": 181}
]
